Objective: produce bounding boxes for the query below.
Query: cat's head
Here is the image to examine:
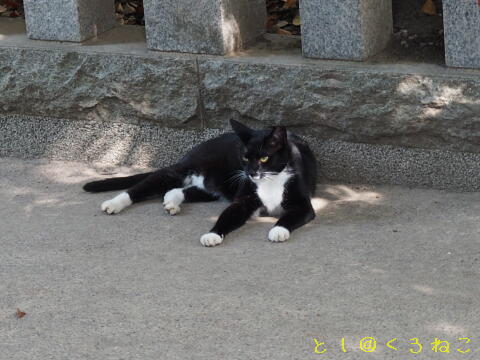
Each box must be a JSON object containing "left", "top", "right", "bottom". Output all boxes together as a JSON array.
[{"left": 230, "top": 119, "right": 290, "bottom": 180}]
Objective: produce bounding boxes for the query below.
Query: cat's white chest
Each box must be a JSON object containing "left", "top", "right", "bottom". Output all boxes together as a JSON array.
[{"left": 254, "top": 170, "right": 292, "bottom": 216}]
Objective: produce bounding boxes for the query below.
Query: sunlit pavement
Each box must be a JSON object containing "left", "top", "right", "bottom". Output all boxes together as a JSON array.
[{"left": 1, "top": 157, "right": 479, "bottom": 360}]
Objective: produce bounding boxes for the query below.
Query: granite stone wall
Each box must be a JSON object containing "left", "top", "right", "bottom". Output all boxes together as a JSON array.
[
  {"left": 0, "top": 48, "right": 199, "bottom": 128},
  {"left": 0, "top": 45, "right": 479, "bottom": 154},
  {"left": 2, "top": 114, "right": 480, "bottom": 191}
]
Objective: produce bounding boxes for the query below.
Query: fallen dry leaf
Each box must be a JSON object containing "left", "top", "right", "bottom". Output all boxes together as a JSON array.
[
  {"left": 283, "top": 0, "right": 297, "bottom": 9},
  {"left": 3, "top": 0, "right": 20, "bottom": 9},
  {"left": 421, "top": 0, "right": 436, "bottom": 16},
  {"left": 16, "top": 308, "right": 26, "bottom": 319},
  {"left": 276, "top": 28, "right": 292, "bottom": 35},
  {"left": 292, "top": 13, "right": 301, "bottom": 26}
]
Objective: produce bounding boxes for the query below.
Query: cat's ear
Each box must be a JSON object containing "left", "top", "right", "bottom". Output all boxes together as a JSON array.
[
  {"left": 230, "top": 119, "right": 253, "bottom": 144},
  {"left": 266, "top": 126, "right": 288, "bottom": 150}
]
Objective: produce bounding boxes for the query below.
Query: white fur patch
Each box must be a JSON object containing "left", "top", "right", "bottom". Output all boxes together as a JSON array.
[
  {"left": 101, "top": 192, "right": 132, "bottom": 215},
  {"left": 163, "top": 188, "right": 185, "bottom": 215},
  {"left": 200, "top": 232, "right": 223, "bottom": 247},
  {"left": 184, "top": 174, "right": 205, "bottom": 189},
  {"left": 254, "top": 169, "right": 292, "bottom": 216},
  {"left": 191, "top": 175, "right": 205, "bottom": 189},
  {"left": 268, "top": 226, "right": 290, "bottom": 242}
]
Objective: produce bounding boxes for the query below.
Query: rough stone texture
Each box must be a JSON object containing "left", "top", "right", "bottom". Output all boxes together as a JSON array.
[
  {"left": 300, "top": 0, "right": 392, "bottom": 60},
  {"left": 0, "top": 47, "right": 199, "bottom": 127},
  {"left": 361, "top": 0, "right": 393, "bottom": 58},
  {"left": 24, "top": 0, "right": 116, "bottom": 42},
  {"left": 1, "top": 22, "right": 480, "bottom": 154},
  {"left": 316, "top": 139, "right": 480, "bottom": 192},
  {"left": 0, "top": 114, "right": 221, "bottom": 169},
  {"left": 199, "top": 59, "right": 480, "bottom": 153},
  {"left": 2, "top": 114, "right": 480, "bottom": 192},
  {"left": 443, "top": 0, "right": 480, "bottom": 69},
  {"left": 143, "top": 0, "right": 266, "bottom": 54}
]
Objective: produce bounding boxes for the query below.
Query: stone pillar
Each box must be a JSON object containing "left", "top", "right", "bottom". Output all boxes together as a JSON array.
[
  {"left": 300, "top": 0, "right": 392, "bottom": 60},
  {"left": 443, "top": 0, "right": 480, "bottom": 69},
  {"left": 143, "top": 0, "right": 266, "bottom": 55},
  {"left": 24, "top": 0, "right": 116, "bottom": 42}
]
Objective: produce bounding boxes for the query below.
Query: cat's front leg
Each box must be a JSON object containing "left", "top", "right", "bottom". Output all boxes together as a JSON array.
[
  {"left": 269, "top": 201, "right": 315, "bottom": 243},
  {"left": 200, "top": 195, "right": 261, "bottom": 247}
]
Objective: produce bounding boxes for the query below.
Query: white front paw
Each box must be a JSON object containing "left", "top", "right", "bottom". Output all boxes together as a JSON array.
[
  {"left": 200, "top": 232, "right": 224, "bottom": 247},
  {"left": 268, "top": 226, "right": 290, "bottom": 242}
]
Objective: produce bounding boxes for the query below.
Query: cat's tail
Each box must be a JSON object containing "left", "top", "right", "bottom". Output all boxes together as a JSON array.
[{"left": 83, "top": 172, "right": 153, "bottom": 193}]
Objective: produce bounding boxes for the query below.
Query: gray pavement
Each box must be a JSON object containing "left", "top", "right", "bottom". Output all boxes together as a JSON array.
[{"left": 1, "top": 157, "right": 479, "bottom": 360}]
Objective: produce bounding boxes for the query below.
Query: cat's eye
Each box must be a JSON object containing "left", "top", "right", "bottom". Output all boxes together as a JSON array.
[{"left": 259, "top": 156, "right": 269, "bottom": 163}]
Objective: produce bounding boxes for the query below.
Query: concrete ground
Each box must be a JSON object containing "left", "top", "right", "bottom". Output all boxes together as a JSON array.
[{"left": 1, "top": 157, "right": 479, "bottom": 360}]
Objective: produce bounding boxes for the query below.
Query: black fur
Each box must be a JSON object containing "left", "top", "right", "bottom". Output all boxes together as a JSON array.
[
  {"left": 83, "top": 172, "right": 153, "bottom": 193},
  {"left": 84, "top": 120, "right": 317, "bottom": 242}
]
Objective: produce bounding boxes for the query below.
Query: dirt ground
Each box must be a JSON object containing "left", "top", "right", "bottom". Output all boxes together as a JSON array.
[{"left": 373, "top": 0, "right": 445, "bottom": 64}]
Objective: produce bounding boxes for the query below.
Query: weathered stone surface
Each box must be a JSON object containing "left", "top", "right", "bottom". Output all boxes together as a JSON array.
[
  {"left": 443, "top": 0, "right": 480, "bottom": 69},
  {"left": 143, "top": 0, "right": 266, "bottom": 55},
  {"left": 24, "top": 0, "right": 116, "bottom": 42},
  {"left": 199, "top": 59, "right": 480, "bottom": 153},
  {"left": 0, "top": 48, "right": 199, "bottom": 127},
  {"left": 2, "top": 114, "right": 480, "bottom": 191},
  {"left": 1, "top": 29, "right": 480, "bottom": 154},
  {"left": 300, "top": 0, "right": 392, "bottom": 60}
]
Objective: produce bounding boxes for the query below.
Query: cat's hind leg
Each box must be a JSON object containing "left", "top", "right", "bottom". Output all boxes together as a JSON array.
[
  {"left": 101, "top": 166, "right": 184, "bottom": 215},
  {"left": 163, "top": 186, "right": 219, "bottom": 215},
  {"left": 183, "top": 187, "right": 220, "bottom": 203},
  {"left": 101, "top": 192, "right": 133, "bottom": 215},
  {"left": 163, "top": 188, "right": 184, "bottom": 215}
]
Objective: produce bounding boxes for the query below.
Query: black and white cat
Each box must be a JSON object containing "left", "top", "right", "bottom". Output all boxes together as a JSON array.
[{"left": 83, "top": 120, "right": 317, "bottom": 246}]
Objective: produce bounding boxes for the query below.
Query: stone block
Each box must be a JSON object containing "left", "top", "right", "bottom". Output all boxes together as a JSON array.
[
  {"left": 24, "top": 0, "right": 116, "bottom": 42},
  {"left": 300, "top": 0, "right": 392, "bottom": 60},
  {"left": 0, "top": 47, "right": 200, "bottom": 127},
  {"left": 143, "top": 0, "right": 266, "bottom": 55},
  {"left": 198, "top": 58, "right": 480, "bottom": 153},
  {"left": 443, "top": 0, "right": 480, "bottom": 69}
]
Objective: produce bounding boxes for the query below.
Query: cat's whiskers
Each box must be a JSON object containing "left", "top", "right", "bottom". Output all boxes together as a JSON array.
[{"left": 226, "top": 170, "right": 248, "bottom": 188}]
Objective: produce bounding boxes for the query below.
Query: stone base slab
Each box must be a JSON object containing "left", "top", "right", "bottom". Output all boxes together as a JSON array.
[{"left": 1, "top": 114, "right": 479, "bottom": 192}]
